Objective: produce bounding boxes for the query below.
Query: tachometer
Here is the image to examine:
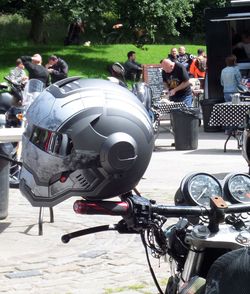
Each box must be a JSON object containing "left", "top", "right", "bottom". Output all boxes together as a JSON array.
[
  {"left": 224, "top": 173, "right": 250, "bottom": 203},
  {"left": 180, "top": 173, "right": 222, "bottom": 207}
]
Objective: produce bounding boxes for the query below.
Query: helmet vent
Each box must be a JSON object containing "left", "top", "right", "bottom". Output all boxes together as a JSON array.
[{"left": 76, "top": 174, "right": 91, "bottom": 188}]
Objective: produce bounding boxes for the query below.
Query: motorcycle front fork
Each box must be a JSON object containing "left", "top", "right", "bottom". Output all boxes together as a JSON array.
[{"left": 166, "top": 246, "right": 204, "bottom": 293}]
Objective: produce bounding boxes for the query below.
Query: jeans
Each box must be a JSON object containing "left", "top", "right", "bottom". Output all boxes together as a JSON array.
[
  {"left": 182, "top": 94, "right": 193, "bottom": 107},
  {"left": 224, "top": 92, "right": 236, "bottom": 133},
  {"left": 170, "top": 94, "right": 193, "bottom": 107},
  {"left": 224, "top": 92, "right": 234, "bottom": 102}
]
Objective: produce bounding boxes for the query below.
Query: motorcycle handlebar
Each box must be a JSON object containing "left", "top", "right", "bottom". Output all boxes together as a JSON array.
[
  {"left": 73, "top": 197, "right": 250, "bottom": 218},
  {"left": 4, "top": 76, "right": 19, "bottom": 87},
  {"left": 62, "top": 197, "right": 250, "bottom": 242}
]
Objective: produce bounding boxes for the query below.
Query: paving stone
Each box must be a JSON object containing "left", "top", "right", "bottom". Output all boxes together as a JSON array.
[
  {"left": 49, "top": 255, "right": 81, "bottom": 266},
  {"left": 78, "top": 249, "right": 107, "bottom": 259},
  {"left": 15, "top": 262, "right": 48, "bottom": 271},
  {"left": 44, "top": 263, "right": 81, "bottom": 274},
  {"left": 0, "top": 128, "right": 246, "bottom": 292},
  {"left": 0, "top": 266, "right": 18, "bottom": 274},
  {"left": 5, "top": 270, "right": 43, "bottom": 279}
]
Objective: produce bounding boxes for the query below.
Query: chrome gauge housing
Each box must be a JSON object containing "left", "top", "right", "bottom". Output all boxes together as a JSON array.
[
  {"left": 224, "top": 173, "right": 250, "bottom": 203},
  {"left": 179, "top": 172, "right": 223, "bottom": 207}
]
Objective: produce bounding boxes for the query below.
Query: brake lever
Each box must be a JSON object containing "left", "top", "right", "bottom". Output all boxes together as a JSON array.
[{"left": 61, "top": 224, "right": 117, "bottom": 243}]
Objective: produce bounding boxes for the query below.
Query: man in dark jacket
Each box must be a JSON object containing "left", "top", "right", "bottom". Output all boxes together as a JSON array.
[
  {"left": 20, "top": 54, "right": 49, "bottom": 87},
  {"left": 124, "top": 51, "right": 143, "bottom": 82},
  {"left": 46, "top": 55, "right": 68, "bottom": 83}
]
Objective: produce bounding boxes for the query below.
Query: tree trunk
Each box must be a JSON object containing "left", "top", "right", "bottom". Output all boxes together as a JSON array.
[{"left": 28, "top": 9, "right": 45, "bottom": 43}]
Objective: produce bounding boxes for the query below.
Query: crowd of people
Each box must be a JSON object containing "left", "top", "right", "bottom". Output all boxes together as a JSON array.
[
  {"left": 6, "top": 45, "right": 245, "bottom": 108},
  {"left": 123, "top": 46, "right": 247, "bottom": 107},
  {"left": 123, "top": 46, "right": 207, "bottom": 107},
  {"left": 7, "top": 54, "right": 69, "bottom": 88}
]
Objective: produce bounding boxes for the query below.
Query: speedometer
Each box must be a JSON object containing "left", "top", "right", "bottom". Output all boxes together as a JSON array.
[
  {"left": 224, "top": 173, "right": 250, "bottom": 203},
  {"left": 180, "top": 173, "right": 222, "bottom": 207}
]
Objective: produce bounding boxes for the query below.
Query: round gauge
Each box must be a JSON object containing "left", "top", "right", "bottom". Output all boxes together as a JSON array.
[
  {"left": 181, "top": 173, "right": 222, "bottom": 207},
  {"left": 224, "top": 173, "right": 250, "bottom": 203}
]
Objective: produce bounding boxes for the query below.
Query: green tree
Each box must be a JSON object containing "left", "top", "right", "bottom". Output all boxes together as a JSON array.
[
  {"left": 0, "top": 0, "right": 109, "bottom": 43},
  {"left": 0, "top": 0, "right": 233, "bottom": 44},
  {"left": 179, "top": 0, "right": 231, "bottom": 40},
  {"left": 109, "top": 0, "right": 199, "bottom": 42}
]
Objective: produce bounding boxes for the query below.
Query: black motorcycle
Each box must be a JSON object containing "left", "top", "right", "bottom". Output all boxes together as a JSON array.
[
  {"left": 61, "top": 171, "right": 250, "bottom": 294},
  {"left": 0, "top": 77, "right": 24, "bottom": 186},
  {"left": 0, "top": 77, "right": 43, "bottom": 187}
]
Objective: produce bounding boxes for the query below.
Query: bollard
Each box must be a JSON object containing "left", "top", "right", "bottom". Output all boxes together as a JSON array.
[{"left": 0, "top": 143, "right": 13, "bottom": 219}]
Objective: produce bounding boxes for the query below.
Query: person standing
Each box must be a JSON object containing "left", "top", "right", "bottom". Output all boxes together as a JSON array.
[
  {"left": 189, "top": 48, "right": 207, "bottom": 79},
  {"left": 20, "top": 54, "right": 49, "bottom": 87},
  {"left": 64, "top": 19, "right": 85, "bottom": 45},
  {"left": 161, "top": 58, "right": 192, "bottom": 107},
  {"left": 124, "top": 51, "right": 143, "bottom": 82},
  {"left": 46, "top": 55, "right": 68, "bottom": 83},
  {"left": 220, "top": 54, "right": 242, "bottom": 102}
]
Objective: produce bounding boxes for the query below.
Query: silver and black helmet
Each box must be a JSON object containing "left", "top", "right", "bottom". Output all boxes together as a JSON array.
[{"left": 19, "top": 77, "right": 154, "bottom": 207}]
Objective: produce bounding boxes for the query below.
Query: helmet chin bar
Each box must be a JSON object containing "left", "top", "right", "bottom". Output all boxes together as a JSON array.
[
  {"left": 19, "top": 179, "right": 68, "bottom": 207},
  {"left": 20, "top": 176, "right": 138, "bottom": 208}
]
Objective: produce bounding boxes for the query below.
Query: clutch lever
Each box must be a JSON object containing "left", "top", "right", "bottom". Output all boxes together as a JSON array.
[{"left": 61, "top": 220, "right": 139, "bottom": 244}]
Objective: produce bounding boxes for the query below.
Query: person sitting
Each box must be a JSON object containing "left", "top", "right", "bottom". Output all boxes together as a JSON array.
[
  {"left": 45, "top": 55, "right": 68, "bottom": 83},
  {"left": 167, "top": 47, "right": 178, "bottom": 62},
  {"left": 8, "top": 58, "right": 28, "bottom": 85},
  {"left": 124, "top": 51, "right": 143, "bottom": 82},
  {"left": 177, "top": 46, "right": 192, "bottom": 71},
  {"left": 189, "top": 48, "right": 207, "bottom": 79},
  {"left": 20, "top": 54, "right": 49, "bottom": 87}
]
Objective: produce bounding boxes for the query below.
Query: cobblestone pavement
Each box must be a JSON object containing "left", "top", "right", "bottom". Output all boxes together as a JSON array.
[{"left": 0, "top": 123, "right": 247, "bottom": 294}]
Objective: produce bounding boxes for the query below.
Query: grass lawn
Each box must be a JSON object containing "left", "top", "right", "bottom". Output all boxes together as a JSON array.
[{"left": 0, "top": 44, "right": 205, "bottom": 82}]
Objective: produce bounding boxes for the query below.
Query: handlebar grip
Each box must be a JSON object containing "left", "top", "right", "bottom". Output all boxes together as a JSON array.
[
  {"left": 73, "top": 200, "right": 130, "bottom": 216},
  {"left": 152, "top": 205, "right": 210, "bottom": 217}
]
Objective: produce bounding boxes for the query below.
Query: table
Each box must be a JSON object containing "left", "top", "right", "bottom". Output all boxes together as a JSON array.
[
  {"left": 152, "top": 101, "right": 186, "bottom": 120},
  {"left": 209, "top": 102, "right": 250, "bottom": 152}
]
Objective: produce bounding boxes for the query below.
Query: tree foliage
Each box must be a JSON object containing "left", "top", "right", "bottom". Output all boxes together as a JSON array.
[
  {"left": 0, "top": 0, "right": 232, "bottom": 43},
  {"left": 179, "top": 0, "right": 231, "bottom": 40},
  {"left": 110, "top": 0, "right": 199, "bottom": 42}
]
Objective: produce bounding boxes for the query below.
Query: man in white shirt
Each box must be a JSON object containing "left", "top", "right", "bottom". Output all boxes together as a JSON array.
[{"left": 8, "top": 58, "right": 28, "bottom": 85}]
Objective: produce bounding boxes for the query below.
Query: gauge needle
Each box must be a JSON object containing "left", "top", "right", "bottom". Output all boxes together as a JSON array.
[{"left": 196, "top": 187, "right": 208, "bottom": 201}]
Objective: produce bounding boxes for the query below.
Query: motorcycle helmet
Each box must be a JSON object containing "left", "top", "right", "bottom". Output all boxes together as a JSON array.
[
  {"left": 205, "top": 247, "right": 250, "bottom": 294},
  {"left": 19, "top": 77, "right": 154, "bottom": 207}
]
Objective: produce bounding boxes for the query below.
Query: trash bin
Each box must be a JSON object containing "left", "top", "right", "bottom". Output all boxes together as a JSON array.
[
  {"left": 200, "top": 99, "right": 223, "bottom": 132},
  {"left": 170, "top": 107, "right": 200, "bottom": 150},
  {"left": 0, "top": 142, "right": 13, "bottom": 220}
]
